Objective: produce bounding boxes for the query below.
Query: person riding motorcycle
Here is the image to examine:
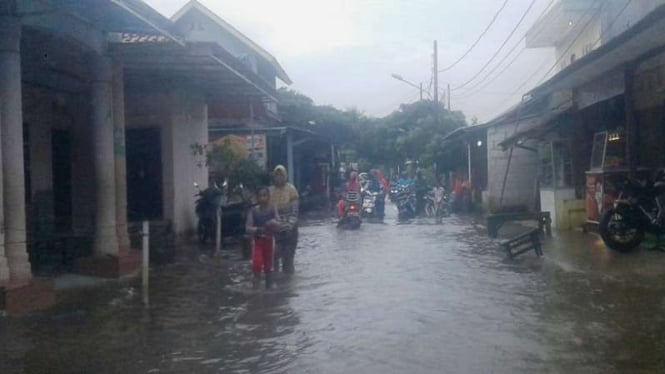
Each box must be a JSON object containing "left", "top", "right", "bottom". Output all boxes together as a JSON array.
[
  {"left": 413, "top": 169, "right": 429, "bottom": 215},
  {"left": 337, "top": 171, "right": 361, "bottom": 218},
  {"left": 375, "top": 169, "right": 390, "bottom": 192},
  {"left": 366, "top": 169, "right": 386, "bottom": 218}
]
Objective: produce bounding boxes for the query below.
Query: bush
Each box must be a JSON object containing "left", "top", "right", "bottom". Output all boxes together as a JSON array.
[{"left": 192, "top": 142, "right": 270, "bottom": 192}]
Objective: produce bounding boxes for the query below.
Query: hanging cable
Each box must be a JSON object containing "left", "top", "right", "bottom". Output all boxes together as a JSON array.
[
  {"left": 510, "top": 0, "right": 603, "bottom": 95},
  {"left": 451, "top": 0, "right": 538, "bottom": 91},
  {"left": 533, "top": 0, "right": 634, "bottom": 87},
  {"left": 453, "top": 0, "right": 556, "bottom": 97},
  {"left": 437, "top": 0, "right": 510, "bottom": 73}
]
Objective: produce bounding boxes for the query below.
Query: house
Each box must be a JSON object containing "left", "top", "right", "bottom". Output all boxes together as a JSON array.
[
  {"left": 485, "top": 1, "right": 665, "bottom": 229},
  {"left": 439, "top": 124, "right": 488, "bottom": 208},
  {"left": 0, "top": 0, "right": 290, "bottom": 314},
  {"left": 171, "top": 1, "right": 336, "bottom": 201}
]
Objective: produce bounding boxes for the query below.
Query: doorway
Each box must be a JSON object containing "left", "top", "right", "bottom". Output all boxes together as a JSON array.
[
  {"left": 126, "top": 128, "right": 163, "bottom": 221},
  {"left": 52, "top": 129, "right": 73, "bottom": 232}
]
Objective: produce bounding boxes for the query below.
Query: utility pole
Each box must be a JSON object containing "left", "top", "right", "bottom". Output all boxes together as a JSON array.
[
  {"left": 433, "top": 40, "right": 438, "bottom": 104},
  {"left": 433, "top": 40, "right": 440, "bottom": 126},
  {"left": 419, "top": 83, "right": 423, "bottom": 101},
  {"left": 447, "top": 84, "right": 451, "bottom": 111}
]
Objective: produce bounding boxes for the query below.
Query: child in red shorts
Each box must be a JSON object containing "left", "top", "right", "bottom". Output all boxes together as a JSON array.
[{"left": 245, "top": 186, "right": 281, "bottom": 289}]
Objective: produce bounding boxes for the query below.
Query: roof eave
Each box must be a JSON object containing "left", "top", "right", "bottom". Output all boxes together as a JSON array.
[{"left": 171, "top": 0, "right": 292, "bottom": 85}]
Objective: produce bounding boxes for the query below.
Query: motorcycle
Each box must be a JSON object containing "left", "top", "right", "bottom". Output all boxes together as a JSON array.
[
  {"left": 361, "top": 188, "right": 385, "bottom": 222},
  {"left": 338, "top": 190, "right": 362, "bottom": 229},
  {"left": 395, "top": 187, "right": 417, "bottom": 221},
  {"left": 195, "top": 181, "right": 248, "bottom": 244},
  {"left": 195, "top": 181, "right": 224, "bottom": 243},
  {"left": 599, "top": 172, "right": 665, "bottom": 252},
  {"left": 425, "top": 190, "right": 450, "bottom": 222},
  {"left": 390, "top": 179, "right": 412, "bottom": 202}
]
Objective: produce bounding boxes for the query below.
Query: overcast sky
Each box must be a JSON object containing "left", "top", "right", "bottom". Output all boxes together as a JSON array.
[{"left": 145, "top": 0, "right": 556, "bottom": 123}]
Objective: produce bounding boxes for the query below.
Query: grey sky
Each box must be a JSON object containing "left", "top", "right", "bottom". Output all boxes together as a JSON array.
[{"left": 145, "top": 0, "right": 555, "bottom": 122}]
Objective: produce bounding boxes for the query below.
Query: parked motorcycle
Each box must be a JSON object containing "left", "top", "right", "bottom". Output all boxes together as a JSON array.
[
  {"left": 395, "top": 188, "right": 417, "bottom": 221},
  {"left": 195, "top": 181, "right": 224, "bottom": 243},
  {"left": 195, "top": 181, "right": 248, "bottom": 244},
  {"left": 338, "top": 190, "right": 362, "bottom": 229},
  {"left": 599, "top": 172, "right": 665, "bottom": 252}
]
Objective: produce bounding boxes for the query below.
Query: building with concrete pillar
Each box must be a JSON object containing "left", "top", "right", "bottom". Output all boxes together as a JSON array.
[{"left": 0, "top": 0, "right": 292, "bottom": 314}]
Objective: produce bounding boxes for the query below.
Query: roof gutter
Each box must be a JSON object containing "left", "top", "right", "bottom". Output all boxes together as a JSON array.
[{"left": 109, "top": 0, "right": 185, "bottom": 46}]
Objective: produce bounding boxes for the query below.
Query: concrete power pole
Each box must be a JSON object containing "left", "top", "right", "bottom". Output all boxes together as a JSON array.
[
  {"left": 448, "top": 83, "right": 451, "bottom": 111},
  {"left": 433, "top": 40, "right": 438, "bottom": 104}
]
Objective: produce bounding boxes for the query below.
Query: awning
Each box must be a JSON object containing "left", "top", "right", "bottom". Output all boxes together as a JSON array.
[
  {"left": 112, "top": 41, "right": 277, "bottom": 101},
  {"left": 440, "top": 123, "right": 489, "bottom": 149},
  {"left": 497, "top": 108, "right": 572, "bottom": 151}
]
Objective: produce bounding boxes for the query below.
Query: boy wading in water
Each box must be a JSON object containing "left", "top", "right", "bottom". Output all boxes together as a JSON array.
[{"left": 246, "top": 187, "right": 281, "bottom": 289}]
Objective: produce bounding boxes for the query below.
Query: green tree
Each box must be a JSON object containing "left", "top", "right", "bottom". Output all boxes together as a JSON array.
[{"left": 276, "top": 88, "right": 468, "bottom": 176}]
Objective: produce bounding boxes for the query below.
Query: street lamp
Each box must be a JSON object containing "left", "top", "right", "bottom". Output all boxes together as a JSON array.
[{"left": 391, "top": 73, "right": 429, "bottom": 100}]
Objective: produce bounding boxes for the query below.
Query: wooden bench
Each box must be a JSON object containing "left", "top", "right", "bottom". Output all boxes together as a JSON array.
[
  {"left": 486, "top": 211, "right": 552, "bottom": 238},
  {"left": 500, "top": 229, "right": 543, "bottom": 259}
]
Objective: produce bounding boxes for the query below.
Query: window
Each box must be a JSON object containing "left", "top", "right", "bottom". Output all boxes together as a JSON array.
[{"left": 539, "top": 141, "right": 573, "bottom": 189}]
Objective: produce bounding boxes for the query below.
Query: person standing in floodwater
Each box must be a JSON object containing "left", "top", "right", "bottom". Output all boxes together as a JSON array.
[
  {"left": 245, "top": 186, "right": 280, "bottom": 289},
  {"left": 270, "top": 165, "right": 299, "bottom": 274}
]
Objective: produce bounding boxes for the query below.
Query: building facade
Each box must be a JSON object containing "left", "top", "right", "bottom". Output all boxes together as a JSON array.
[{"left": 0, "top": 0, "right": 289, "bottom": 314}]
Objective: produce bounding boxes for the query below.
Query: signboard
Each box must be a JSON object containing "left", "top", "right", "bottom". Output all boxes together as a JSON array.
[{"left": 576, "top": 70, "right": 624, "bottom": 110}]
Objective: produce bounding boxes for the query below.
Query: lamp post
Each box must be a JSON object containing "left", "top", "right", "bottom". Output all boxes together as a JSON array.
[{"left": 391, "top": 74, "right": 428, "bottom": 101}]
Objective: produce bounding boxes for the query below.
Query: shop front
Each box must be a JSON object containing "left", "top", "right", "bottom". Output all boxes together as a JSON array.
[{"left": 583, "top": 129, "right": 651, "bottom": 224}]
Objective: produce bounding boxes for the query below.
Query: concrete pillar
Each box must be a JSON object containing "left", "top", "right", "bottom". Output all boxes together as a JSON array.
[
  {"left": 90, "top": 54, "right": 119, "bottom": 256},
  {"left": 286, "top": 132, "right": 295, "bottom": 184},
  {"left": 0, "top": 17, "right": 31, "bottom": 283},
  {"left": 0, "top": 113, "right": 6, "bottom": 285},
  {"left": 112, "top": 59, "right": 130, "bottom": 251}
]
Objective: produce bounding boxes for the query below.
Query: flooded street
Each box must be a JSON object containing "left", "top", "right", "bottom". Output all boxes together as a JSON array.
[{"left": 3, "top": 208, "right": 665, "bottom": 373}]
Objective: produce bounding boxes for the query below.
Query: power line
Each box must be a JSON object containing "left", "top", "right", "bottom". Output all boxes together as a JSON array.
[
  {"left": 510, "top": 0, "right": 603, "bottom": 95},
  {"left": 486, "top": 0, "right": 629, "bottom": 119},
  {"left": 437, "top": 0, "right": 510, "bottom": 73},
  {"left": 451, "top": 0, "right": 538, "bottom": 91},
  {"left": 533, "top": 0, "right": 633, "bottom": 86},
  {"left": 453, "top": 0, "right": 556, "bottom": 97}
]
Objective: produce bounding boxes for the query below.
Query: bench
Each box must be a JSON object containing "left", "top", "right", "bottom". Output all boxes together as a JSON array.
[
  {"left": 500, "top": 229, "right": 543, "bottom": 259},
  {"left": 486, "top": 211, "right": 552, "bottom": 238}
]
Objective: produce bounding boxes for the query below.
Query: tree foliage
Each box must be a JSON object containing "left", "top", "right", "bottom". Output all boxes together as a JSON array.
[
  {"left": 194, "top": 141, "right": 270, "bottom": 191},
  {"left": 276, "top": 88, "right": 468, "bottom": 175}
]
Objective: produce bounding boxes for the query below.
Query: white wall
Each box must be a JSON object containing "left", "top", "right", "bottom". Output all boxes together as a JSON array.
[
  {"left": 125, "top": 85, "right": 208, "bottom": 238},
  {"left": 486, "top": 121, "right": 540, "bottom": 212},
  {"left": 169, "top": 88, "right": 209, "bottom": 237},
  {"left": 556, "top": 18, "right": 601, "bottom": 71},
  {"left": 540, "top": 188, "right": 577, "bottom": 229},
  {"left": 601, "top": 0, "right": 665, "bottom": 42}
]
